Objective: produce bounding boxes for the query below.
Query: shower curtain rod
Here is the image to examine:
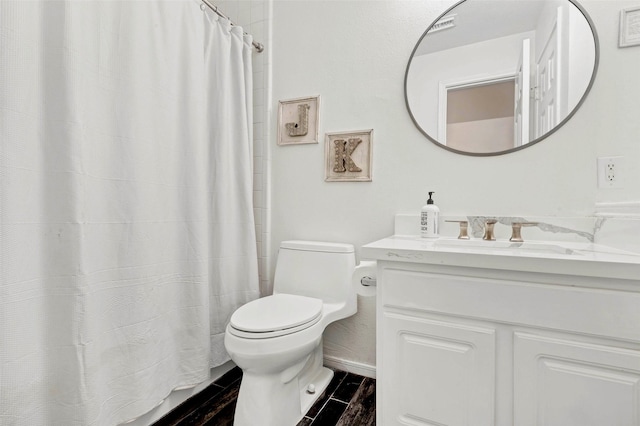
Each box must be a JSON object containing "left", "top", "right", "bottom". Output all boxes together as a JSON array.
[{"left": 201, "top": 0, "right": 265, "bottom": 53}]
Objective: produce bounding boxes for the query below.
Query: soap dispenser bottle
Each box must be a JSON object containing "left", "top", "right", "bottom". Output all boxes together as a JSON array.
[{"left": 421, "top": 191, "right": 440, "bottom": 238}]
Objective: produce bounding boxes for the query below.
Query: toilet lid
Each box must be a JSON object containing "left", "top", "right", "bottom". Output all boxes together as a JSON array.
[{"left": 229, "top": 294, "right": 323, "bottom": 334}]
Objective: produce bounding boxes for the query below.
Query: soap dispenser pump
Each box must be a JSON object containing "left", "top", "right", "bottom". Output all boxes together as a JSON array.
[{"left": 421, "top": 191, "right": 440, "bottom": 238}]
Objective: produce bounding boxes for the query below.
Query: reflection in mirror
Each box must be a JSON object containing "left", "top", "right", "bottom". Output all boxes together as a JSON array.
[{"left": 405, "top": 0, "right": 598, "bottom": 156}]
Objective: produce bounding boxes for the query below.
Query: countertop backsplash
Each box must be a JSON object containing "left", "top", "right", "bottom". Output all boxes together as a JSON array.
[{"left": 395, "top": 212, "right": 640, "bottom": 255}]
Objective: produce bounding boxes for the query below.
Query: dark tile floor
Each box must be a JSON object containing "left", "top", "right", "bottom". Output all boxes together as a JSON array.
[{"left": 154, "top": 366, "right": 375, "bottom": 426}]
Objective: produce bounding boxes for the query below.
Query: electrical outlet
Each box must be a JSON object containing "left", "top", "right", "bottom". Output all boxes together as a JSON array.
[{"left": 597, "top": 156, "right": 623, "bottom": 188}]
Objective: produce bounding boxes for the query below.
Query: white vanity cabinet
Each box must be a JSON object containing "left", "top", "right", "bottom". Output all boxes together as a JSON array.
[{"left": 363, "top": 237, "right": 640, "bottom": 426}]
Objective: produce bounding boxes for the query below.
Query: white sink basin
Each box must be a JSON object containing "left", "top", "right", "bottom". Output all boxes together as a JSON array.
[{"left": 433, "top": 239, "right": 582, "bottom": 256}]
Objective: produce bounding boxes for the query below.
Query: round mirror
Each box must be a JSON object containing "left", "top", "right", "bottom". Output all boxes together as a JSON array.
[{"left": 405, "top": 0, "right": 599, "bottom": 156}]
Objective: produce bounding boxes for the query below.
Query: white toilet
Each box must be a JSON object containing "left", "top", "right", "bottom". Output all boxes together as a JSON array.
[{"left": 224, "top": 240, "right": 357, "bottom": 426}]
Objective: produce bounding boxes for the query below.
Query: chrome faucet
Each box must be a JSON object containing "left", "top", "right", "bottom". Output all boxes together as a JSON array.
[{"left": 482, "top": 219, "right": 497, "bottom": 241}]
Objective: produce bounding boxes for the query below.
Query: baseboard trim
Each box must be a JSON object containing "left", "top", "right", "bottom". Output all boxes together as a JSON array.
[{"left": 324, "top": 355, "right": 376, "bottom": 379}]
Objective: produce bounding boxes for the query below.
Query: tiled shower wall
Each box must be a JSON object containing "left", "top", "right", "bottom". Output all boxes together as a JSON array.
[{"left": 214, "top": 0, "right": 272, "bottom": 295}]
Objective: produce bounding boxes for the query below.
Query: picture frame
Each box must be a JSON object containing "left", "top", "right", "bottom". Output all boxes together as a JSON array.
[
  {"left": 324, "top": 129, "right": 373, "bottom": 182},
  {"left": 619, "top": 6, "right": 640, "bottom": 48},
  {"left": 277, "top": 96, "right": 320, "bottom": 145}
]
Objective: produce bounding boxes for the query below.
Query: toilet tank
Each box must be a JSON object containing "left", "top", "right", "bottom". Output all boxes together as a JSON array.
[{"left": 273, "top": 241, "right": 355, "bottom": 303}]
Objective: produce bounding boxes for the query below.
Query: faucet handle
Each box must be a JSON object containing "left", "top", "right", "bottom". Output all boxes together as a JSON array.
[
  {"left": 482, "top": 219, "right": 498, "bottom": 241},
  {"left": 445, "top": 220, "right": 470, "bottom": 240},
  {"left": 510, "top": 222, "right": 538, "bottom": 242}
]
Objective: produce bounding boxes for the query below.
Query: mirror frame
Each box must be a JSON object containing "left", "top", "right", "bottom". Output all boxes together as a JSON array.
[{"left": 404, "top": 0, "right": 600, "bottom": 156}]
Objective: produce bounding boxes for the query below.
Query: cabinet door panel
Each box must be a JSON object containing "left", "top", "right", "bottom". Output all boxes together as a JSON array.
[
  {"left": 514, "top": 332, "right": 640, "bottom": 426},
  {"left": 382, "top": 311, "right": 496, "bottom": 426}
]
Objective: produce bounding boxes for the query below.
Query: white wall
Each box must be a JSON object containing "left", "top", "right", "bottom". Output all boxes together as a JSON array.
[{"left": 269, "top": 0, "right": 640, "bottom": 370}]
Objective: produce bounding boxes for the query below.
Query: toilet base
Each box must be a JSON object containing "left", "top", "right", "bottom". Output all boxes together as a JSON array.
[
  {"left": 300, "top": 366, "right": 333, "bottom": 415},
  {"left": 232, "top": 345, "right": 333, "bottom": 426}
]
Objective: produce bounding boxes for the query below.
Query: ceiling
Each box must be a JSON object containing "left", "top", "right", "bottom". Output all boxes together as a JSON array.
[{"left": 415, "top": 0, "right": 551, "bottom": 56}]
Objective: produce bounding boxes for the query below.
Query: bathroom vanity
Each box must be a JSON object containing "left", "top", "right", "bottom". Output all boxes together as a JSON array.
[{"left": 362, "top": 236, "right": 640, "bottom": 426}]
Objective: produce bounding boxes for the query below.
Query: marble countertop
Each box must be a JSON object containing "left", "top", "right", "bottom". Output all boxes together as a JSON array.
[{"left": 362, "top": 235, "right": 640, "bottom": 281}]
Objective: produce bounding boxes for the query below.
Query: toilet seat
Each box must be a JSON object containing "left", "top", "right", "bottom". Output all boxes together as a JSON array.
[{"left": 229, "top": 294, "right": 323, "bottom": 339}]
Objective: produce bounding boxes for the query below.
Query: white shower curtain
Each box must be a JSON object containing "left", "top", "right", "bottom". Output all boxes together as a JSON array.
[{"left": 0, "top": 1, "right": 259, "bottom": 424}]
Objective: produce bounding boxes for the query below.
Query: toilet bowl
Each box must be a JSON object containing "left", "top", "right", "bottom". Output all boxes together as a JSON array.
[{"left": 224, "top": 240, "right": 357, "bottom": 426}]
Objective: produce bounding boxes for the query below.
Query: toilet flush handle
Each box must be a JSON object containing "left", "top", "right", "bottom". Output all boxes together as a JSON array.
[{"left": 360, "top": 276, "right": 377, "bottom": 287}]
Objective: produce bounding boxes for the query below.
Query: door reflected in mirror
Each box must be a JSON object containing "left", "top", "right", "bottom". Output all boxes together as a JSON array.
[
  {"left": 447, "top": 79, "right": 516, "bottom": 152},
  {"left": 405, "top": 0, "right": 599, "bottom": 156}
]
